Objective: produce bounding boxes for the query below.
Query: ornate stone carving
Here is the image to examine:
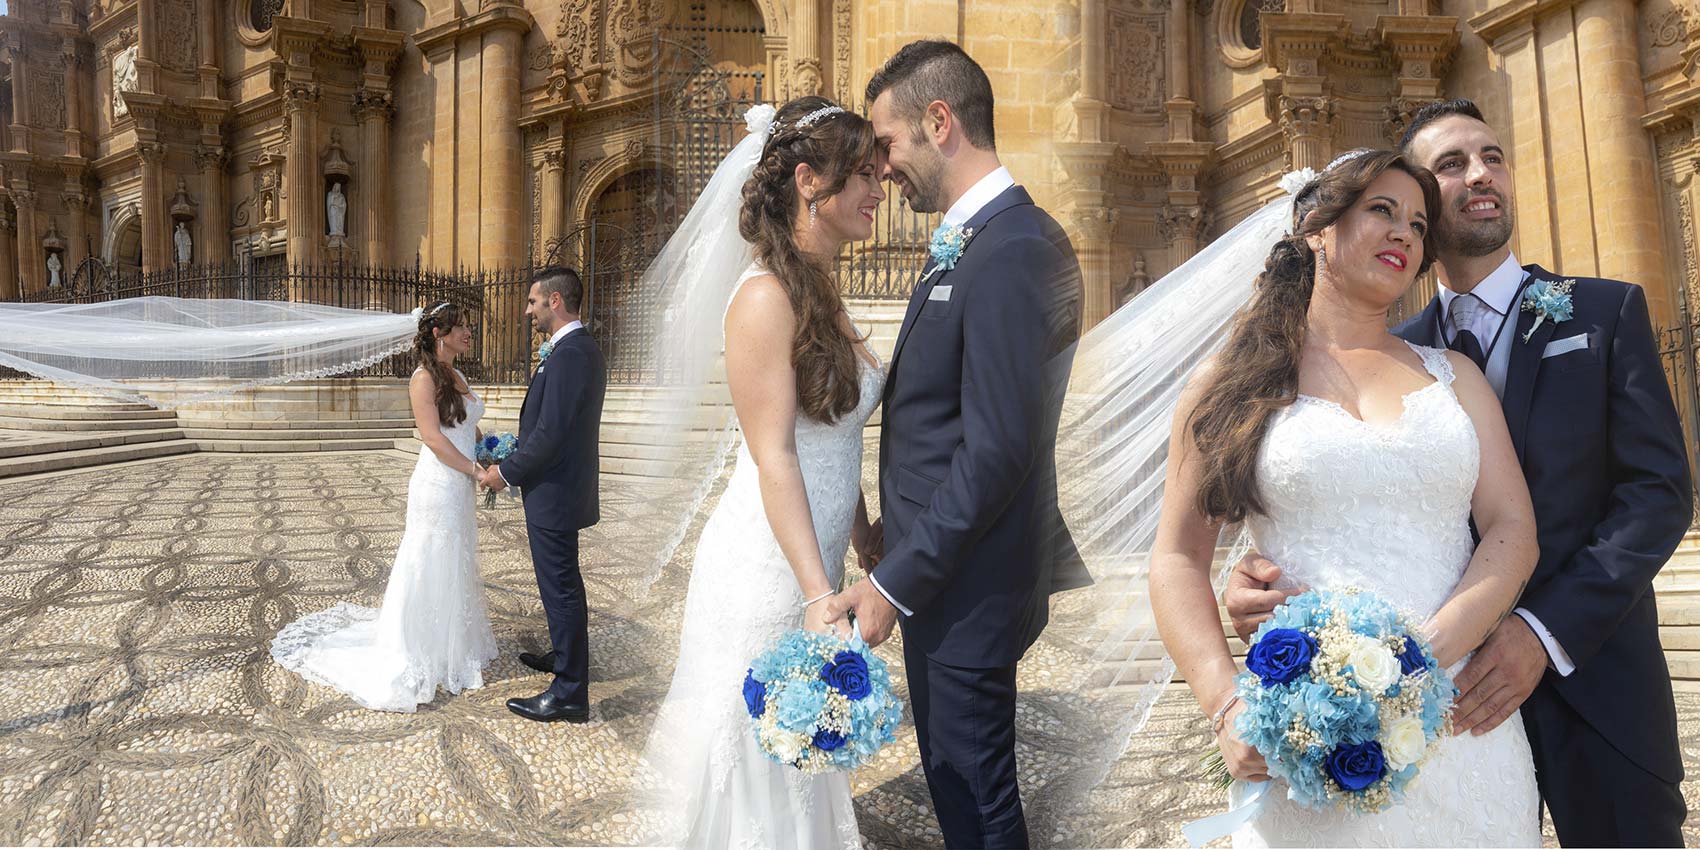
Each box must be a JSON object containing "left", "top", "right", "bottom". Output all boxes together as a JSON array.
[
  {"left": 326, "top": 183, "right": 347, "bottom": 237},
  {"left": 833, "top": 0, "right": 853, "bottom": 104},
  {"left": 1680, "top": 192, "right": 1698, "bottom": 312},
  {"left": 528, "top": 44, "right": 553, "bottom": 72},
  {"left": 542, "top": 149, "right": 568, "bottom": 172},
  {"left": 1158, "top": 203, "right": 1211, "bottom": 242},
  {"left": 160, "top": 0, "right": 197, "bottom": 73},
  {"left": 111, "top": 45, "right": 138, "bottom": 118},
  {"left": 0, "top": 204, "right": 16, "bottom": 234},
  {"left": 352, "top": 87, "right": 394, "bottom": 121},
  {"left": 1118, "top": 253, "right": 1152, "bottom": 306},
  {"left": 9, "top": 188, "right": 37, "bottom": 209},
  {"left": 1108, "top": 10, "right": 1165, "bottom": 112},
  {"left": 194, "top": 145, "right": 229, "bottom": 172},
  {"left": 794, "top": 59, "right": 824, "bottom": 98},
  {"left": 610, "top": 0, "right": 661, "bottom": 86},
  {"left": 135, "top": 141, "right": 167, "bottom": 165},
  {"left": 1383, "top": 97, "right": 1433, "bottom": 146},
  {"left": 283, "top": 81, "right": 322, "bottom": 115},
  {"left": 1278, "top": 95, "right": 1335, "bottom": 138},
  {"left": 30, "top": 65, "right": 65, "bottom": 128},
  {"left": 1652, "top": 6, "right": 1687, "bottom": 49},
  {"left": 174, "top": 221, "right": 192, "bottom": 264},
  {"left": 170, "top": 178, "right": 198, "bottom": 220},
  {"left": 624, "top": 138, "right": 644, "bottom": 159}
]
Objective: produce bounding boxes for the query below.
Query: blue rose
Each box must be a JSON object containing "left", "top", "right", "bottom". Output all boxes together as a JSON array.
[
  {"left": 1245, "top": 628, "right": 1318, "bottom": 687},
  {"left": 741, "top": 670, "right": 766, "bottom": 718},
  {"left": 1325, "top": 741, "right": 1387, "bottom": 792},
  {"left": 1396, "top": 636, "right": 1428, "bottom": 676},
  {"left": 483, "top": 435, "right": 499, "bottom": 451},
  {"left": 821, "top": 650, "right": 872, "bottom": 699},
  {"left": 812, "top": 728, "right": 847, "bottom": 752}
]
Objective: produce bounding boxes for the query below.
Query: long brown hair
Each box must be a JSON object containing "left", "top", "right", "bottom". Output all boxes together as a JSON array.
[
  {"left": 1188, "top": 150, "right": 1441, "bottom": 524},
  {"left": 738, "top": 96, "right": 877, "bottom": 423},
  {"left": 415, "top": 302, "right": 468, "bottom": 427}
]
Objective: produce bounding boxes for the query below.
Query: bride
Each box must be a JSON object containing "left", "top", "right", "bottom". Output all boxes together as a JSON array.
[
  {"left": 645, "top": 96, "right": 887, "bottom": 849},
  {"left": 270, "top": 302, "right": 497, "bottom": 712},
  {"left": 1117, "top": 150, "right": 1542, "bottom": 845}
]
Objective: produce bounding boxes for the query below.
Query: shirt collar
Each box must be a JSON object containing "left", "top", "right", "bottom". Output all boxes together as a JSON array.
[
  {"left": 1438, "top": 251, "right": 1525, "bottom": 317},
  {"left": 549, "top": 320, "right": 584, "bottom": 346},
  {"left": 941, "top": 166, "right": 1015, "bottom": 228}
]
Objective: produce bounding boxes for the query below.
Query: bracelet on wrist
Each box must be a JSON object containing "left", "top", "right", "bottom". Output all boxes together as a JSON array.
[
  {"left": 1210, "top": 693, "right": 1242, "bottom": 735},
  {"left": 801, "top": 590, "right": 834, "bottom": 609}
]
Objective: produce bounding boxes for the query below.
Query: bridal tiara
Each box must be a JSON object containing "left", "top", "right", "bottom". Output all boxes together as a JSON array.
[{"left": 742, "top": 102, "right": 847, "bottom": 141}]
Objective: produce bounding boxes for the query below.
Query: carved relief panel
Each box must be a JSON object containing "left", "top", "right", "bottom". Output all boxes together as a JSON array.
[
  {"left": 29, "top": 60, "right": 65, "bottom": 128},
  {"left": 1107, "top": 4, "right": 1165, "bottom": 114},
  {"left": 159, "top": 0, "right": 198, "bottom": 73}
]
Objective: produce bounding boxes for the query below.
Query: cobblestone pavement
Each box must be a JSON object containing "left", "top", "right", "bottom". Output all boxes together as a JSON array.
[{"left": 0, "top": 450, "right": 1695, "bottom": 847}]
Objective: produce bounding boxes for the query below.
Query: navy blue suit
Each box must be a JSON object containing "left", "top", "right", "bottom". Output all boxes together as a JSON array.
[
  {"left": 499, "top": 326, "right": 606, "bottom": 705},
  {"left": 1395, "top": 266, "right": 1690, "bottom": 846},
  {"left": 875, "top": 185, "right": 1087, "bottom": 849}
]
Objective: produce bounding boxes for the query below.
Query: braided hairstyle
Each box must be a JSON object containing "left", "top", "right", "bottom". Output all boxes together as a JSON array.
[
  {"left": 738, "top": 95, "right": 877, "bottom": 424},
  {"left": 415, "top": 302, "right": 468, "bottom": 428},
  {"left": 1186, "top": 150, "right": 1441, "bottom": 524}
]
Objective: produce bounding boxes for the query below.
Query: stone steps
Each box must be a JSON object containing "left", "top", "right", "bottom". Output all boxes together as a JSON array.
[
  {"left": 191, "top": 438, "right": 405, "bottom": 453},
  {"left": 0, "top": 427, "right": 185, "bottom": 460},
  {"left": 0, "top": 403, "right": 176, "bottom": 422},
  {"left": 0, "top": 438, "right": 198, "bottom": 478}
]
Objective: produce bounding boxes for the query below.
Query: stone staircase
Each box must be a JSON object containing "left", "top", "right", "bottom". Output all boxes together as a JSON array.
[
  {"left": 1093, "top": 532, "right": 1700, "bottom": 689},
  {"left": 0, "top": 382, "right": 194, "bottom": 477}
]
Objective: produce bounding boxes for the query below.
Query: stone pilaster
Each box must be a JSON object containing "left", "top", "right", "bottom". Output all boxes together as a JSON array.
[
  {"left": 195, "top": 145, "right": 229, "bottom": 264},
  {"left": 353, "top": 87, "right": 394, "bottom": 265},
  {"left": 0, "top": 201, "right": 17, "bottom": 300},
  {"left": 10, "top": 187, "right": 40, "bottom": 292},
  {"left": 283, "top": 81, "right": 321, "bottom": 266},
  {"left": 540, "top": 148, "right": 567, "bottom": 259},
  {"left": 137, "top": 141, "right": 168, "bottom": 271}
]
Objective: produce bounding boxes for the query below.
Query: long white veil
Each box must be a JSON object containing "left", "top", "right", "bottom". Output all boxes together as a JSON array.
[
  {"left": 1055, "top": 171, "right": 1313, "bottom": 776},
  {"left": 623, "top": 104, "right": 774, "bottom": 588},
  {"left": 0, "top": 298, "right": 420, "bottom": 408}
]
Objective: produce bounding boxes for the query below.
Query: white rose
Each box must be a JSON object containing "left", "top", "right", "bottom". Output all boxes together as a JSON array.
[
  {"left": 1346, "top": 636, "right": 1401, "bottom": 693},
  {"left": 1382, "top": 715, "right": 1428, "bottom": 770}
]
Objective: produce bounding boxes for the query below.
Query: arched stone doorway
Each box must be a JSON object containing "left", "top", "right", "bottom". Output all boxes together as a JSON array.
[
  {"left": 578, "top": 167, "right": 675, "bottom": 384},
  {"left": 105, "top": 207, "right": 143, "bottom": 274}
]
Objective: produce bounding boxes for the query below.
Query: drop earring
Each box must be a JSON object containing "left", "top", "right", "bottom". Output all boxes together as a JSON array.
[{"left": 809, "top": 200, "right": 818, "bottom": 227}]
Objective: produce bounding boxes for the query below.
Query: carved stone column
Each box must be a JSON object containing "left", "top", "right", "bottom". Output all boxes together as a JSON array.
[
  {"left": 0, "top": 202, "right": 17, "bottom": 300},
  {"left": 1151, "top": 136, "right": 1214, "bottom": 264},
  {"left": 61, "top": 39, "right": 83, "bottom": 155},
  {"left": 7, "top": 45, "right": 29, "bottom": 154},
  {"left": 137, "top": 141, "right": 167, "bottom": 270},
  {"left": 1574, "top": 0, "right": 1674, "bottom": 324},
  {"left": 1374, "top": 16, "right": 1459, "bottom": 145},
  {"left": 540, "top": 148, "right": 567, "bottom": 259},
  {"left": 792, "top": 0, "right": 823, "bottom": 96},
  {"left": 283, "top": 81, "right": 321, "bottom": 266},
  {"left": 61, "top": 181, "right": 87, "bottom": 272},
  {"left": 195, "top": 145, "right": 229, "bottom": 263},
  {"left": 1159, "top": 203, "right": 1211, "bottom": 269},
  {"left": 1262, "top": 13, "right": 1347, "bottom": 170},
  {"left": 1071, "top": 206, "right": 1118, "bottom": 329},
  {"left": 353, "top": 87, "right": 393, "bottom": 265},
  {"left": 1279, "top": 96, "right": 1335, "bottom": 171},
  {"left": 11, "top": 187, "right": 40, "bottom": 292},
  {"left": 478, "top": 24, "right": 525, "bottom": 267},
  {"left": 197, "top": 0, "right": 219, "bottom": 97}
]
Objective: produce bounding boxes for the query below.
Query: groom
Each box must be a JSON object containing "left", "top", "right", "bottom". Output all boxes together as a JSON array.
[
  {"left": 1229, "top": 100, "right": 1691, "bottom": 845},
  {"left": 479, "top": 266, "right": 607, "bottom": 724},
  {"left": 826, "top": 40, "right": 1088, "bottom": 849}
]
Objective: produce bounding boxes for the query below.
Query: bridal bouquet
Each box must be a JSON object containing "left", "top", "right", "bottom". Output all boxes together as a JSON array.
[
  {"left": 1211, "top": 588, "right": 1455, "bottom": 814},
  {"left": 476, "top": 432, "right": 519, "bottom": 506},
  {"left": 741, "top": 626, "right": 904, "bottom": 774}
]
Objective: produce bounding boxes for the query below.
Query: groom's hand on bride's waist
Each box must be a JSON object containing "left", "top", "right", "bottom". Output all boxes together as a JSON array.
[
  {"left": 824, "top": 580, "right": 897, "bottom": 647},
  {"left": 1224, "top": 554, "right": 1305, "bottom": 645}
]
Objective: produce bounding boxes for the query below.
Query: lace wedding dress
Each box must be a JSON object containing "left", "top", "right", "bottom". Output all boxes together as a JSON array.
[
  {"left": 648, "top": 265, "right": 883, "bottom": 850},
  {"left": 271, "top": 370, "right": 498, "bottom": 713},
  {"left": 1233, "top": 343, "right": 1541, "bottom": 847}
]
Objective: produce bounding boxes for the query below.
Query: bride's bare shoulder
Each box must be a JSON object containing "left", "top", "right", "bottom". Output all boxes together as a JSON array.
[{"left": 724, "top": 271, "right": 793, "bottom": 330}]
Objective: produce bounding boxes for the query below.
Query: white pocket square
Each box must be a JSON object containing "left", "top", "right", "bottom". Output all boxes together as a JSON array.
[
  {"left": 928, "top": 285, "right": 953, "bottom": 302},
  {"left": 1542, "top": 334, "right": 1588, "bottom": 359}
]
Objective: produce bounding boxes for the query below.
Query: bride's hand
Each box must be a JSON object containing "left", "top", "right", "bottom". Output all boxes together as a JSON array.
[
  {"left": 804, "top": 595, "right": 848, "bottom": 639},
  {"left": 851, "top": 518, "right": 884, "bottom": 569},
  {"left": 1215, "top": 698, "right": 1269, "bottom": 782}
]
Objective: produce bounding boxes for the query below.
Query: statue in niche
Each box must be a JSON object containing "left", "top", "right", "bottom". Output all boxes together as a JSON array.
[
  {"left": 326, "top": 183, "right": 347, "bottom": 237},
  {"left": 112, "top": 45, "right": 139, "bottom": 118},
  {"left": 262, "top": 192, "right": 276, "bottom": 222},
  {"left": 46, "top": 253, "right": 61, "bottom": 287},
  {"left": 174, "top": 222, "right": 192, "bottom": 265}
]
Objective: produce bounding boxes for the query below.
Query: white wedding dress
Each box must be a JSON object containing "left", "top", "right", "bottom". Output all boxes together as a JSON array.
[
  {"left": 1233, "top": 343, "right": 1541, "bottom": 847},
  {"left": 648, "top": 265, "right": 883, "bottom": 850},
  {"left": 271, "top": 370, "right": 498, "bottom": 712}
]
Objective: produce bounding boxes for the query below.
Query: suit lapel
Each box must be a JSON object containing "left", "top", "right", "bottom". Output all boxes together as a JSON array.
[
  {"left": 884, "top": 185, "right": 1034, "bottom": 395},
  {"left": 1501, "top": 265, "right": 1552, "bottom": 465},
  {"left": 1407, "top": 295, "right": 1445, "bottom": 348},
  {"left": 518, "top": 327, "right": 582, "bottom": 420}
]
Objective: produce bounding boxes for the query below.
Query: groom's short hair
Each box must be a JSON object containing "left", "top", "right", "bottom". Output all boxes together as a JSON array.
[
  {"left": 865, "top": 40, "right": 997, "bottom": 151},
  {"left": 534, "top": 265, "right": 584, "bottom": 314},
  {"left": 1398, "top": 99, "right": 1488, "bottom": 155}
]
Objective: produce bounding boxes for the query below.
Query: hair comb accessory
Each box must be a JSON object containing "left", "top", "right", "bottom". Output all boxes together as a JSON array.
[{"left": 426, "top": 301, "right": 452, "bottom": 317}]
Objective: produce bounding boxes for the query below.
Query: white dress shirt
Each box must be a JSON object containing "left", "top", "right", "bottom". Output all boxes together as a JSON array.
[
  {"left": 866, "top": 167, "right": 1018, "bottom": 618},
  {"left": 494, "top": 319, "right": 586, "bottom": 488},
  {"left": 1436, "top": 254, "right": 1575, "bottom": 676}
]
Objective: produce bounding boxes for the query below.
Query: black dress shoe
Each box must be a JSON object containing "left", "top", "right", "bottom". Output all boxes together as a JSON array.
[
  {"left": 518, "top": 651, "right": 556, "bottom": 674},
  {"left": 506, "top": 691, "right": 590, "bottom": 723}
]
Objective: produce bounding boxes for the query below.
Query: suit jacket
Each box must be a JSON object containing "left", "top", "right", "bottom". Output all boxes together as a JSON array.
[
  {"left": 874, "top": 185, "right": 1090, "bottom": 668},
  {"left": 1393, "top": 264, "right": 1690, "bottom": 783},
  {"left": 499, "top": 326, "right": 606, "bottom": 532}
]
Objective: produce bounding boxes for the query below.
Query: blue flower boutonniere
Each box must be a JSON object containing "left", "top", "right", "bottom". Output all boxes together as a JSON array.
[
  {"left": 1521, "top": 279, "right": 1575, "bottom": 342},
  {"left": 537, "top": 341, "right": 555, "bottom": 362},
  {"left": 928, "top": 223, "right": 974, "bottom": 271}
]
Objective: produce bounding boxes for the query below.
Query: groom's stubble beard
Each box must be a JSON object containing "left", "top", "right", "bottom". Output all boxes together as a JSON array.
[
  {"left": 1436, "top": 188, "right": 1514, "bottom": 259},
  {"left": 898, "top": 131, "right": 948, "bottom": 214}
]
